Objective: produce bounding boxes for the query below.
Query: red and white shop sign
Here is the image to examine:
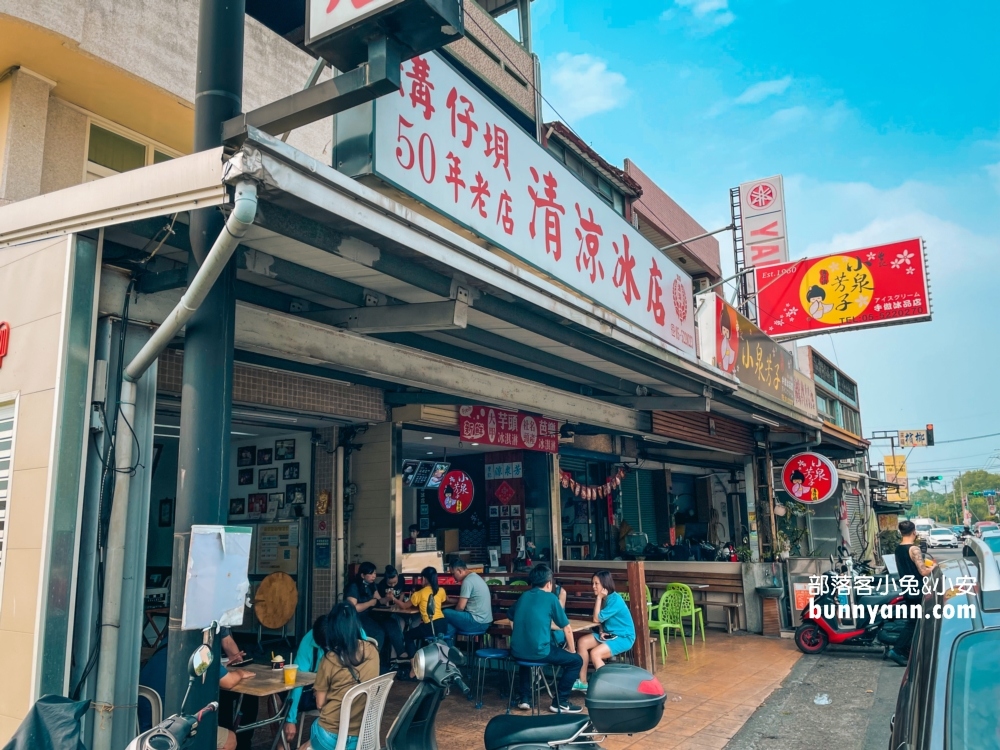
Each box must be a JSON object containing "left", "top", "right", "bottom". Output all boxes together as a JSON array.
[
  {"left": 374, "top": 53, "right": 696, "bottom": 354},
  {"left": 458, "top": 405, "right": 559, "bottom": 453},
  {"left": 307, "top": 0, "right": 403, "bottom": 42},
  {"left": 781, "top": 452, "right": 839, "bottom": 504},
  {"left": 739, "top": 175, "right": 788, "bottom": 268},
  {"left": 753, "top": 238, "right": 931, "bottom": 339},
  {"left": 0, "top": 322, "right": 9, "bottom": 368},
  {"left": 439, "top": 470, "right": 473, "bottom": 513}
]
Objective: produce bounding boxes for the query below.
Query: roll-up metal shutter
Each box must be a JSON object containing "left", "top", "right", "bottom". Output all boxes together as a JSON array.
[{"left": 621, "top": 470, "right": 658, "bottom": 545}]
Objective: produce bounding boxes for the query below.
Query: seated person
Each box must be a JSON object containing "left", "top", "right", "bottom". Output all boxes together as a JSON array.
[
  {"left": 218, "top": 663, "right": 255, "bottom": 750},
  {"left": 397, "top": 566, "right": 450, "bottom": 660},
  {"left": 345, "top": 561, "right": 406, "bottom": 669},
  {"left": 403, "top": 524, "right": 420, "bottom": 553},
  {"left": 508, "top": 564, "right": 583, "bottom": 714},
  {"left": 377, "top": 565, "right": 403, "bottom": 601},
  {"left": 284, "top": 615, "right": 329, "bottom": 746},
  {"left": 302, "top": 603, "right": 380, "bottom": 750},
  {"left": 550, "top": 580, "right": 568, "bottom": 647},
  {"left": 574, "top": 569, "right": 636, "bottom": 692},
  {"left": 443, "top": 559, "right": 493, "bottom": 633},
  {"left": 219, "top": 627, "right": 247, "bottom": 664}
]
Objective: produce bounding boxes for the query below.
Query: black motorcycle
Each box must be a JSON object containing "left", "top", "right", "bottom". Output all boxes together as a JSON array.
[{"left": 385, "top": 641, "right": 667, "bottom": 750}]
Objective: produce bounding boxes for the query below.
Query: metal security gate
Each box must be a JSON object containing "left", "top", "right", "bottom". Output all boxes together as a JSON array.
[{"left": 621, "top": 469, "right": 658, "bottom": 546}]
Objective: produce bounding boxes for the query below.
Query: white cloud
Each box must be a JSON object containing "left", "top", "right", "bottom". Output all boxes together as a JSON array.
[
  {"left": 734, "top": 76, "right": 793, "bottom": 105},
  {"left": 546, "top": 53, "right": 630, "bottom": 122},
  {"left": 768, "top": 105, "right": 810, "bottom": 127},
  {"left": 986, "top": 161, "right": 1000, "bottom": 194},
  {"left": 666, "top": 0, "right": 735, "bottom": 28}
]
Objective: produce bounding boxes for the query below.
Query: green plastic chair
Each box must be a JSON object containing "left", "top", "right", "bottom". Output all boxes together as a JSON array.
[
  {"left": 485, "top": 579, "right": 503, "bottom": 585},
  {"left": 668, "top": 583, "right": 705, "bottom": 643},
  {"left": 620, "top": 586, "right": 652, "bottom": 605},
  {"left": 648, "top": 590, "right": 688, "bottom": 662},
  {"left": 509, "top": 581, "right": 528, "bottom": 587}
]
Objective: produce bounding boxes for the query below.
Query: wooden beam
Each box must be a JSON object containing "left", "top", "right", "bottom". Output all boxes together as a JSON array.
[{"left": 627, "top": 561, "right": 653, "bottom": 673}]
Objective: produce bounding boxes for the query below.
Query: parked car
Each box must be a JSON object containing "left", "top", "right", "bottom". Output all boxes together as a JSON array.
[
  {"left": 966, "top": 530, "right": 1000, "bottom": 557},
  {"left": 889, "top": 539, "right": 1000, "bottom": 749},
  {"left": 974, "top": 521, "right": 999, "bottom": 537},
  {"left": 950, "top": 525, "right": 967, "bottom": 536},
  {"left": 926, "top": 527, "right": 959, "bottom": 548}
]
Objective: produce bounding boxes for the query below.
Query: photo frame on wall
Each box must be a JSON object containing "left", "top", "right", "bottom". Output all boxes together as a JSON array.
[
  {"left": 500, "top": 505, "right": 510, "bottom": 517},
  {"left": 488, "top": 506, "right": 499, "bottom": 518},
  {"left": 158, "top": 498, "right": 173, "bottom": 527},
  {"left": 238, "top": 468, "right": 254, "bottom": 486},
  {"left": 275, "top": 438, "right": 296, "bottom": 461},
  {"left": 228, "top": 497, "right": 246, "bottom": 519},
  {"left": 237, "top": 445, "right": 256, "bottom": 467},
  {"left": 258, "top": 467, "right": 278, "bottom": 490},
  {"left": 270, "top": 492, "right": 285, "bottom": 509},
  {"left": 511, "top": 518, "right": 521, "bottom": 532},
  {"left": 499, "top": 519, "right": 511, "bottom": 536},
  {"left": 257, "top": 448, "right": 273, "bottom": 466},
  {"left": 510, "top": 505, "right": 521, "bottom": 517},
  {"left": 287, "top": 483, "right": 307, "bottom": 505},
  {"left": 282, "top": 462, "right": 300, "bottom": 481},
  {"left": 248, "top": 493, "right": 267, "bottom": 519}
]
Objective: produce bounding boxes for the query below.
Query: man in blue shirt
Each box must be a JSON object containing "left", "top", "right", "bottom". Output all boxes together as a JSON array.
[{"left": 508, "top": 564, "right": 583, "bottom": 714}]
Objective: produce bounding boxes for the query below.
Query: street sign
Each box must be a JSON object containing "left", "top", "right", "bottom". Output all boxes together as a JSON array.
[
  {"left": 898, "top": 429, "right": 928, "bottom": 448},
  {"left": 754, "top": 238, "right": 932, "bottom": 340},
  {"left": 738, "top": 175, "right": 788, "bottom": 269},
  {"left": 884, "top": 455, "right": 909, "bottom": 503}
]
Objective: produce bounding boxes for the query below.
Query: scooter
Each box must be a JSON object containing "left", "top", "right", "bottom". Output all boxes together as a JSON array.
[
  {"left": 385, "top": 641, "right": 667, "bottom": 750},
  {"left": 126, "top": 645, "right": 220, "bottom": 750},
  {"left": 794, "top": 549, "right": 904, "bottom": 655}
]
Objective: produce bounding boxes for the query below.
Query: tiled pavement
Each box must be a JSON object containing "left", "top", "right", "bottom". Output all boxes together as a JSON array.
[{"left": 249, "top": 630, "right": 800, "bottom": 749}]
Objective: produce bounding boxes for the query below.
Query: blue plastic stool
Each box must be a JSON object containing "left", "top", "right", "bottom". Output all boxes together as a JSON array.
[
  {"left": 474, "top": 647, "right": 509, "bottom": 709},
  {"left": 507, "top": 660, "right": 557, "bottom": 716},
  {"left": 455, "top": 626, "right": 491, "bottom": 663}
]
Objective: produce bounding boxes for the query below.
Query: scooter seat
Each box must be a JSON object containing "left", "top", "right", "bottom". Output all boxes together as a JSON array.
[{"left": 484, "top": 715, "right": 589, "bottom": 750}]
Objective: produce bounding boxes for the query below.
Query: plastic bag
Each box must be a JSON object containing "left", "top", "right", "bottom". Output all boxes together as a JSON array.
[{"left": 2, "top": 695, "right": 88, "bottom": 750}]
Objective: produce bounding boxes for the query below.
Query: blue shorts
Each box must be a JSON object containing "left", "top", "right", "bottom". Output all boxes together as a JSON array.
[
  {"left": 310, "top": 723, "right": 358, "bottom": 750},
  {"left": 603, "top": 634, "right": 634, "bottom": 657}
]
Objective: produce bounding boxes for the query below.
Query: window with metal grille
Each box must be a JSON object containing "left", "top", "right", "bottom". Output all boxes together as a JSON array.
[
  {"left": 812, "top": 354, "right": 837, "bottom": 389},
  {"left": 837, "top": 376, "right": 858, "bottom": 402},
  {"left": 842, "top": 405, "right": 862, "bottom": 436},
  {"left": 0, "top": 401, "right": 13, "bottom": 608}
]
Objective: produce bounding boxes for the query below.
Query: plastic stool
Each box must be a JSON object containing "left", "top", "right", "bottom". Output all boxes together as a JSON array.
[
  {"left": 455, "top": 626, "right": 491, "bottom": 663},
  {"left": 508, "top": 660, "right": 557, "bottom": 716},
  {"left": 474, "top": 647, "right": 509, "bottom": 709}
]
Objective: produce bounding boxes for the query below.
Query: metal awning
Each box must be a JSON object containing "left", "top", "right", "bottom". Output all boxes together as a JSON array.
[{"left": 3, "top": 127, "right": 821, "bottom": 439}]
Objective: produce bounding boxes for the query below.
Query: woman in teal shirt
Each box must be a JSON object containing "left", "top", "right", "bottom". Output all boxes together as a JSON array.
[{"left": 573, "top": 570, "right": 635, "bottom": 692}]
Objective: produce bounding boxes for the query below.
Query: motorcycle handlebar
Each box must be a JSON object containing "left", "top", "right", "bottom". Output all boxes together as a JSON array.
[{"left": 195, "top": 702, "right": 219, "bottom": 722}]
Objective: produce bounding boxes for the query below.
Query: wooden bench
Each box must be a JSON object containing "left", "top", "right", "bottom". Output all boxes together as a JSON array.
[{"left": 558, "top": 564, "right": 746, "bottom": 633}]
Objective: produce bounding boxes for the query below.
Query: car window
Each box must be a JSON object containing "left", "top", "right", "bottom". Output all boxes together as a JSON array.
[
  {"left": 982, "top": 537, "right": 1000, "bottom": 554},
  {"left": 931, "top": 529, "right": 950, "bottom": 535},
  {"left": 948, "top": 631, "right": 1000, "bottom": 749}
]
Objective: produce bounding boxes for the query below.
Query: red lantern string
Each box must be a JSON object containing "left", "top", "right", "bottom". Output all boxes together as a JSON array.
[{"left": 559, "top": 466, "right": 628, "bottom": 501}]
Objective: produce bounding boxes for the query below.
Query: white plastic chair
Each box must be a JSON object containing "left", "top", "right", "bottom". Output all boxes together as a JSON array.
[
  {"left": 334, "top": 671, "right": 396, "bottom": 750},
  {"left": 136, "top": 685, "right": 162, "bottom": 733}
]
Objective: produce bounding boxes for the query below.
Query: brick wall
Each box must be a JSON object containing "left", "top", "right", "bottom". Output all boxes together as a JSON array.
[{"left": 156, "top": 348, "right": 386, "bottom": 422}]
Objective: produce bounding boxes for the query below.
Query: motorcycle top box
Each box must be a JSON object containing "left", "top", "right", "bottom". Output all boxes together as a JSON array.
[{"left": 585, "top": 664, "right": 666, "bottom": 734}]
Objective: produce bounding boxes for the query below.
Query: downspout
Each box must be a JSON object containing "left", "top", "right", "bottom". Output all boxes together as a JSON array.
[
  {"left": 334, "top": 445, "right": 345, "bottom": 602},
  {"left": 91, "top": 180, "right": 257, "bottom": 750}
]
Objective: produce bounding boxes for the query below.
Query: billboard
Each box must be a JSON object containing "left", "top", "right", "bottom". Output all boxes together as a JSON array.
[
  {"left": 739, "top": 175, "right": 788, "bottom": 268},
  {"left": 753, "top": 238, "right": 931, "bottom": 339},
  {"left": 373, "top": 53, "right": 696, "bottom": 355},
  {"left": 884, "top": 455, "right": 909, "bottom": 503},
  {"left": 898, "top": 429, "right": 929, "bottom": 448},
  {"left": 699, "top": 295, "right": 794, "bottom": 405}
]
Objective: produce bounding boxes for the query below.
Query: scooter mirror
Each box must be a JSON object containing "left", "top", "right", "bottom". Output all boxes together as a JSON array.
[
  {"left": 445, "top": 645, "right": 467, "bottom": 667},
  {"left": 189, "top": 645, "right": 213, "bottom": 678}
]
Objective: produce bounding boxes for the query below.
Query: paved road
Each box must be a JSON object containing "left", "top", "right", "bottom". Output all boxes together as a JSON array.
[
  {"left": 726, "top": 646, "right": 901, "bottom": 750},
  {"left": 727, "top": 546, "right": 965, "bottom": 750}
]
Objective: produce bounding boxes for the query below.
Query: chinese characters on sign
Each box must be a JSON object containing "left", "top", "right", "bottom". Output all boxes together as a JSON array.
[
  {"left": 0, "top": 322, "right": 9, "bottom": 368},
  {"left": 780, "top": 452, "right": 839, "bottom": 504},
  {"left": 458, "top": 405, "right": 559, "bottom": 453},
  {"left": 897, "top": 430, "right": 928, "bottom": 448},
  {"left": 307, "top": 0, "right": 404, "bottom": 43},
  {"left": 374, "top": 53, "right": 696, "bottom": 354},
  {"left": 753, "top": 238, "right": 931, "bottom": 339},
  {"left": 883, "top": 455, "right": 909, "bottom": 503},
  {"left": 438, "top": 470, "right": 473, "bottom": 513}
]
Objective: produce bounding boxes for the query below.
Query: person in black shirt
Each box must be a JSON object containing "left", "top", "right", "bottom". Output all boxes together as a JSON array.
[
  {"left": 377, "top": 565, "right": 403, "bottom": 601},
  {"left": 889, "top": 519, "right": 936, "bottom": 666},
  {"left": 345, "top": 561, "right": 407, "bottom": 670}
]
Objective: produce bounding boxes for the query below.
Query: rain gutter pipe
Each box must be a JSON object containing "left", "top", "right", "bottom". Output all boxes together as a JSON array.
[{"left": 91, "top": 180, "right": 257, "bottom": 750}]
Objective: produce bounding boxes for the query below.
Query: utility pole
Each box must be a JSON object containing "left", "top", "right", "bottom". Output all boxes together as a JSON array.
[{"left": 164, "top": 1, "right": 245, "bottom": 745}]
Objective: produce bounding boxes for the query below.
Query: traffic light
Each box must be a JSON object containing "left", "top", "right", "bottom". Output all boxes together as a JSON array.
[
  {"left": 926, "top": 424, "right": 935, "bottom": 446},
  {"left": 921, "top": 475, "right": 943, "bottom": 482}
]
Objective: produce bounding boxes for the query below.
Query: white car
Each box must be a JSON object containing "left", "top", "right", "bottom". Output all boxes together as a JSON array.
[{"left": 926, "top": 527, "right": 959, "bottom": 548}]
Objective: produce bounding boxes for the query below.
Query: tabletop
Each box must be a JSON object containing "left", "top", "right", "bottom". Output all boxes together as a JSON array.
[
  {"left": 227, "top": 663, "right": 316, "bottom": 697},
  {"left": 370, "top": 601, "right": 455, "bottom": 615}
]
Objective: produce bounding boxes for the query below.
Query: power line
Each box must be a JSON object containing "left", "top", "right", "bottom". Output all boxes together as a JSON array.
[{"left": 936, "top": 431, "right": 1000, "bottom": 445}]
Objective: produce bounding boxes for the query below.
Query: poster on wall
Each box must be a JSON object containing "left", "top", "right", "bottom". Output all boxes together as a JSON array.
[
  {"left": 753, "top": 238, "right": 931, "bottom": 339},
  {"left": 402, "top": 459, "right": 421, "bottom": 486},
  {"left": 425, "top": 462, "right": 451, "bottom": 489}
]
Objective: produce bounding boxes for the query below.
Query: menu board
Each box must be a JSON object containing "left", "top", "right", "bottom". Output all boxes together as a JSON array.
[
  {"left": 257, "top": 522, "right": 299, "bottom": 574},
  {"left": 410, "top": 461, "right": 436, "bottom": 488}
]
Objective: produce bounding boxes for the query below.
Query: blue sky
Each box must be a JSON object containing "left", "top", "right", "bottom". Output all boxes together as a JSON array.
[{"left": 520, "top": 0, "right": 1000, "bottom": 490}]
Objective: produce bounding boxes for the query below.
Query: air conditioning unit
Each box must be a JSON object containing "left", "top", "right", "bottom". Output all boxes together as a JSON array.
[{"left": 694, "top": 277, "right": 711, "bottom": 293}]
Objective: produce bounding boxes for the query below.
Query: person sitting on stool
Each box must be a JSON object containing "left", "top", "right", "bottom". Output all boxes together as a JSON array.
[
  {"left": 508, "top": 563, "right": 583, "bottom": 714},
  {"left": 443, "top": 559, "right": 494, "bottom": 634}
]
